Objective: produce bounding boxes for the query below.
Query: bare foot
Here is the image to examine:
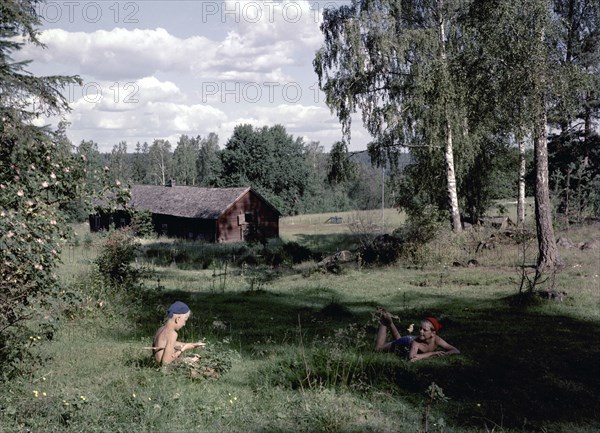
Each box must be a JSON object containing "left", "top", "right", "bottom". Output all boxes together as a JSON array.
[{"left": 376, "top": 307, "right": 394, "bottom": 327}]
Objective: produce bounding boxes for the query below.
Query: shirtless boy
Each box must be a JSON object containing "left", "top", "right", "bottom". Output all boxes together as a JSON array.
[
  {"left": 375, "top": 309, "right": 460, "bottom": 362},
  {"left": 153, "top": 301, "right": 205, "bottom": 366}
]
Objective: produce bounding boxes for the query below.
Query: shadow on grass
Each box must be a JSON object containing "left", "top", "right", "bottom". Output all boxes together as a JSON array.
[{"left": 130, "top": 287, "right": 600, "bottom": 431}]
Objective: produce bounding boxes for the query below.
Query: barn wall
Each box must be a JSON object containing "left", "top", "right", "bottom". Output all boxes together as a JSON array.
[
  {"left": 151, "top": 214, "right": 217, "bottom": 241},
  {"left": 217, "top": 191, "right": 279, "bottom": 243},
  {"left": 89, "top": 210, "right": 131, "bottom": 232}
]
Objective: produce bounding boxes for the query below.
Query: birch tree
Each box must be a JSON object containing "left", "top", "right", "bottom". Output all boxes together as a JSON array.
[
  {"left": 314, "top": 0, "right": 469, "bottom": 231},
  {"left": 148, "top": 139, "right": 172, "bottom": 186}
]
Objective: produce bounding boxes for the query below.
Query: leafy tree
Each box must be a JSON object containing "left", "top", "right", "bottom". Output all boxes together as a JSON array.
[
  {"left": 108, "top": 141, "right": 130, "bottom": 186},
  {"left": 548, "top": 0, "right": 600, "bottom": 221},
  {"left": 1, "top": 0, "right": 82, "bottom": 373},
  {"left": 197, "top": 132, "right": 222, "bottom": 186},
  {"left": 132, "top": 141, "right": 149, "bottom": 184},
  {"left": 147, "top": 139, "right": 172, "bottom": 186},
  {"left": 314, "top": 0, "right": 470, "bottom": 231},
  {"left": 220, "top": 124, "right": 310, "bottom": 215},
  {"left": 467, "top": 0, "right": 575, "bottom": 272},
  {"left": 327, "top": 141, "right": 357, "bottom": 185},
  {"left": 172, "top": 134, "right": 199, "bottom": 185}
]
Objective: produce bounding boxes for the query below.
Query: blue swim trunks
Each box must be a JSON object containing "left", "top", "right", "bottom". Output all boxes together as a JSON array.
[{"left": 390, "top": 336, "right": 415, "bottom": 353}]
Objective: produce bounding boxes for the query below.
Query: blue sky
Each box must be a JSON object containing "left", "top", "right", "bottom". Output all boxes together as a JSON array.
[{"left": 21, "top": 0, "right": 370, "bottom": 153}]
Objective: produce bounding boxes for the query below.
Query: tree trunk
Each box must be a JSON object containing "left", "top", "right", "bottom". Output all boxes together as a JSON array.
[
  {"left": 438, "top": 0, "right": 462, "bottom": 232},
  {"left": 533, "top": 4, "right": 561, "bottom": 274},
  {"left": 517, "top": 134, "right": 527, "bottom": 227},
  {"left": 533, "top": 86, "right": 562, "bottom": 273},
  {"left": 445, "top": 123, "right": 462, "bottom": 232}
]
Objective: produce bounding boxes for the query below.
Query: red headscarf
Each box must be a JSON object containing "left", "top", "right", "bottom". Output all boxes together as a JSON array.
[{"left": 424, "top": 317, "right": 442, "bottom": 333}]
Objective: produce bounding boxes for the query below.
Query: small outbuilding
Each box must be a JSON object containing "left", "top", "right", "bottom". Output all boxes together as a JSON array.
[{"left": 89, "top": 185, "right": 280, "bottom": 242}]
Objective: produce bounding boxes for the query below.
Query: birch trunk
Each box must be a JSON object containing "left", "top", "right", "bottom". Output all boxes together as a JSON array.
[
  {"left": 517, "top": 134, "right": 527, "bottom": 227},
  {"left": 438, "top": 0, "right": 462, "bottom": 232},
  {"left": 533, "top": 13, "right": 561, "bottom": 273}
]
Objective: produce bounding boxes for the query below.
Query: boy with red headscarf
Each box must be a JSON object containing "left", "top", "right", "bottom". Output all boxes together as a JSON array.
[{"left": 375, "top": 309, "right": 460, "bottom": 362}]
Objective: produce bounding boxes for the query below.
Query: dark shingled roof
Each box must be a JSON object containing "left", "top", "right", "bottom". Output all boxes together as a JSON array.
[{"left": 131, "top": 185, "right": 253, "bottom": 219}]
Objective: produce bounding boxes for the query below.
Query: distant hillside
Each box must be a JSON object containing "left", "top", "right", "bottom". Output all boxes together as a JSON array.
[{"left": 348, "top": 150, "right": 413, "bottom": 172}]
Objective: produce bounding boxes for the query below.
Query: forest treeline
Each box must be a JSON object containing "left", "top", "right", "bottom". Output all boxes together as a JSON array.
[{"left": 67, "top": 123, "right": 527, "bottom": 220}]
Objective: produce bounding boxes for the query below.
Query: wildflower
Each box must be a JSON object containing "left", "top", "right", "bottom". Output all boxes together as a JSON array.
[
  {"left": 17, "top": 190, "right": 24, "bottom": 197},
  {"left": 407, "top": 323, "right": 414, "bottom": 333},
  {"left": 33, "top": 390, "right": 39, "bottom": 397},
  {"left": 50, "top": 173, "right": 56, "bottom": 179},
  {"left": 50, "top": 220, "right": 57, "bottom": 225},
  {"left": 42, "top": 392, "right": 47, "bottom": 397},
  {"left": 42, "top": 377, "right": 46, "bottom": 381},
  {"left": 6, "top": 231, "right": 12, "bottom": 238},
  {"left": 116, "top": 180, "right": 121, "bottom": 186},
  {"left": 14, "top": 175, "right": 20, "bottom": 181},
  {"left": 35, "top": 264, "right": 44, "bottom": 270},
  {"left": 80, "top": 395, "right": 86, "bottom": 401},
  {"left": 42, "top": 181, "right": 49, "bottom": 188},
  {"left": 0, "top": 211, "right": 4, "bottom": 217},
  {"left": 30, "top": 164, "right": 36, "bottom": 170},
  {"left": 132, "top": 393, "right": 136, "bottom": 398}
]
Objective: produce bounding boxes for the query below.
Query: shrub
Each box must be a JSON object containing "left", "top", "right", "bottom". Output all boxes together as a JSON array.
[{"left": 94, "top": 228, "right": 141, "bottom": 289}]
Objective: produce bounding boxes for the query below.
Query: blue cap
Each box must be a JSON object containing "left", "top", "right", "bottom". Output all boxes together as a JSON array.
[{"left": 167, "top": 301, "right": 190, "bottom": 318}]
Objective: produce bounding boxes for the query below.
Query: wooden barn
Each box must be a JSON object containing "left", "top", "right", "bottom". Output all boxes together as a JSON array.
[{"left": 89, "top": 185, "right": 280, "bottom": 242}]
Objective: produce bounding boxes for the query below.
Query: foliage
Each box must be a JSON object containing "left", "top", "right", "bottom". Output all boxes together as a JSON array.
[
  {"left": 130, "top": 209, "right": 155, "bottom": 238},
  {"left": 94, "top": 228, "right": 141, "bottom": 288},
  {"left": 197, "top": 132, "right": 222, "bottom": 186},
  {"left": 327, "top": 141, "right": 357, "bottom": 185},
  {"left": 220, "top": 124, "right": 311, "bottom": 215},
  {"left": 173, "top": 135, "right": 199, "bottom": 186},
  {"left": 0, "top": 0, "right": 82, "bottom": 375}
]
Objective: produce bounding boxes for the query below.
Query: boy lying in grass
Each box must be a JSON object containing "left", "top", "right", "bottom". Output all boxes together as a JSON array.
[
  {"left": 153, "top": 301, "right": 205, "bottom": 366},
  {"left": 374, "top": 308, "right": 460, "bottom": 362}
]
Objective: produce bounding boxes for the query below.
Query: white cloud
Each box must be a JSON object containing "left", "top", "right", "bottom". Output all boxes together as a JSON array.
[{"left": 22, "top": 1, "right": 372, "bottom": 152}]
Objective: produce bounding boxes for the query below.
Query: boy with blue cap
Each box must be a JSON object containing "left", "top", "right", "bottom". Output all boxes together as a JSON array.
[{"left": 152, "top": 301, "right": 205, "bottom": 365}]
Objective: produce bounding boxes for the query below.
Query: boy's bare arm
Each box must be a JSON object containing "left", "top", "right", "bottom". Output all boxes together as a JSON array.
[{"left": 436, "top": 336, "right": 460, "bottom": 355}]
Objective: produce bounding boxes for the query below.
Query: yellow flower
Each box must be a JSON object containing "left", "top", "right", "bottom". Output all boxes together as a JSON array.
[
  {"left": 80, "top": 395, "right": 86, "bottom": 401},
  {"left": 33, "top": 390, "right": 39, "bottom": 397},
  {"left": 132, "top": 393, "right": 136, "bottom": 398},
  {"left": 42, "top": 392, "right": 47, "bottom": 397}
]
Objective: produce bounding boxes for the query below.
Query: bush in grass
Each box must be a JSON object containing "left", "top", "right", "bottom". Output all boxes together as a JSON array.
[
  {"left": 94, "top": 228, "right": 141, "bottom": 289},
  {"left": 359, "top": 234, "right": 403, "bottom": 265}
]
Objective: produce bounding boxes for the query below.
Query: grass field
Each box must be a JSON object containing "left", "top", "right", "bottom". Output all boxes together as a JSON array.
[{"left": 1, "top": 218, "right": 599, "bottom": 433}]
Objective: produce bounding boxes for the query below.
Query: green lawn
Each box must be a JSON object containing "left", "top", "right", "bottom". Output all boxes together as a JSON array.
[{"left": 1, "top": 220, "right": 599, "bottom": 432}]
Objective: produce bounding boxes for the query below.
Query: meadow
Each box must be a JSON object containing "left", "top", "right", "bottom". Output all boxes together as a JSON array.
[{"left": 1, "top": 211, "right": 599, "bottom": 433}]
